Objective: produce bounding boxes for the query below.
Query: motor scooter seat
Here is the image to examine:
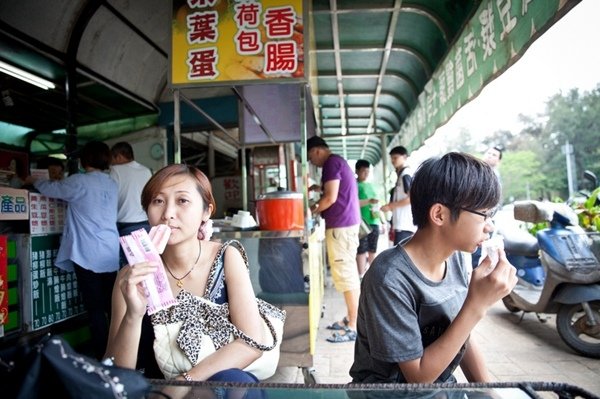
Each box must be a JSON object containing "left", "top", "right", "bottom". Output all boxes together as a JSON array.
[{"left": 503, "top": 229, "right": 539, "bottom": 256}]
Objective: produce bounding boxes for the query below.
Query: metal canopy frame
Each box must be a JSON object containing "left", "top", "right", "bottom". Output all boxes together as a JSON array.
[{"left": 0, "top": 0, "right": 582, "bottom": 167}]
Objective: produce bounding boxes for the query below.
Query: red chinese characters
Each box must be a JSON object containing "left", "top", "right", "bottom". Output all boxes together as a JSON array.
[
  {"left": 182, "top": 0, "right": 303, "bottom": 81},
  {"left": 187, "top": 48, "right": 219, "bottom": 79},
  {"left": 187, "top": 11, "right": 219, "bottom": 43},
  {"left": 263, "top": 6, "right": 296, "bottom": 38}
]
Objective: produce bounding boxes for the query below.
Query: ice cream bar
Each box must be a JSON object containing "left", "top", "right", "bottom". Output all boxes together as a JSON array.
[
  {"left": 149, "top": 224, "right": 171, "bottom": 254},
  {"left": 120, "top": 228, "right": 177, "bottom": 315},
  {"left": 479, "top": 235, "right": 504, "bottom": 270}
]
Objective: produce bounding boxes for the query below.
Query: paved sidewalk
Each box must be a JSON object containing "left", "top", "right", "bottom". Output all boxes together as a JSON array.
[{"left": 268, "top": 262, "right": 600, "bottom": 395}]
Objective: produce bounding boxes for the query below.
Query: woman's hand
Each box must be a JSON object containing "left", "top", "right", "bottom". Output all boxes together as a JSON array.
[{"left": 119, "top": 261, "right": 158, "bottom": 318}]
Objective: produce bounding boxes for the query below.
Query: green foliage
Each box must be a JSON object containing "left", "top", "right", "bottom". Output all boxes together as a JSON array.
[
  {"left": 528, "top": 221, "right": 549, "bottom": 236},
  {"left": 572, "top": 187, "right": 600, "bottom": 232},
  {"left": 490, "top": 85, "right": 600, "bottom": 202},
  {"left": 498, "top": 151, "right": 546, "bottom": 203}
]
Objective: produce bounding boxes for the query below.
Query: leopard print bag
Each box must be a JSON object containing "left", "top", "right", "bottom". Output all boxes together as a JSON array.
[{"left": 151, "top": 240, "right": 286, "bottom": 380}]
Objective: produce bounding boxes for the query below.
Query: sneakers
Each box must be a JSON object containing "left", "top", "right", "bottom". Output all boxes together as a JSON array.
[{"left": 326, "top": 326, "right": 357, "bottom": 343}]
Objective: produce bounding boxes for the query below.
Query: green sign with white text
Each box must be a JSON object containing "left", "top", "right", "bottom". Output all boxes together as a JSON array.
[{"left": 395, "top": 0, "right": 579, "bottom": 151}]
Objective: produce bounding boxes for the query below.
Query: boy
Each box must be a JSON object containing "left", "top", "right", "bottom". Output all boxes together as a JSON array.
[
  {"left": 350, "top": 152, "right": 517, "bottom": 383},
  {"left": 381, "top": 146, "right": 416, "bottom": 245},
  {"left": 355, "top": 159, "right": 382, "bottom": 277}
]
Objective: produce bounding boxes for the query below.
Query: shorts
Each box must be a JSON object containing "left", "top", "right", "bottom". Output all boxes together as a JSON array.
[
  {"left": 357, "top": 224, "right": 380, "bottom": 254},
  {"left": 326, "top": 225, "right": 360, "bottom": 292}
]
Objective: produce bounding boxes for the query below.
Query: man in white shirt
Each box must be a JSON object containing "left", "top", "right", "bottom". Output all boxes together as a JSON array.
[{"left": 110, "top": 141, "right": 152, "bottom": 267}]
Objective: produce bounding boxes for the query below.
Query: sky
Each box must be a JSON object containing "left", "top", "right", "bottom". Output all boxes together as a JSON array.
[{"left": 411, "top": 0, "right": 600, "bottom": 163}]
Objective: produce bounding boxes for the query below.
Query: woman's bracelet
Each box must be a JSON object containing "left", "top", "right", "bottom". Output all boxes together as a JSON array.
[{"left": 182, "top": 371, "right": 193, "bottom": 382}]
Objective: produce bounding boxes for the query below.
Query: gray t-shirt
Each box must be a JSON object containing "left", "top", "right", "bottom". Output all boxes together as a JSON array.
[{"left": 350, "top": 245, "right": 469, "bottom": 383}]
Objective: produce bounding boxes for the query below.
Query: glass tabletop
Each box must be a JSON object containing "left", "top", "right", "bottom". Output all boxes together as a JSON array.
[{"left": 147, "top": 380, "right": 599, "bottom": 399}]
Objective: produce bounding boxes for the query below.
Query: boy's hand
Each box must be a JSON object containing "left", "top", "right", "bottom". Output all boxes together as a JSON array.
[{"left": 467, "top": 249, "right": 517, "bottom": 312}]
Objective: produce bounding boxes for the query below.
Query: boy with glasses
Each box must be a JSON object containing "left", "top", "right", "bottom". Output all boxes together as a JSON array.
[{"left": 350, "top": 152, "right": 517, "bottom": 383}]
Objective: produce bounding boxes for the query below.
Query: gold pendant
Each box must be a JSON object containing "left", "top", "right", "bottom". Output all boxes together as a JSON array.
[{"left": 176, "top": 280, "right": 184, "bottom": 288}]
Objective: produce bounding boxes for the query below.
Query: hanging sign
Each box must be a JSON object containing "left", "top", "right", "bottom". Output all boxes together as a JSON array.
[
  {"left": 0, "top": 187, "right": 29, "bottom": 220},
  {"left": 171, "top": 0, "right": 305, "bottom": 86},
  {"left": 394, "top": 0, "right": 575, "bottom": 151}
]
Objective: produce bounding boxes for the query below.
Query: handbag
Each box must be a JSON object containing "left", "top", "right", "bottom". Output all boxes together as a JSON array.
[
  {"left": 359, "top": 219, "right": 372, "bottom": 239},
  {"left": 151, "top": 240, "right": 286, "bottom": 380},
  {"left": 4, "top": 334, "right": 150, "bottom": 399}
]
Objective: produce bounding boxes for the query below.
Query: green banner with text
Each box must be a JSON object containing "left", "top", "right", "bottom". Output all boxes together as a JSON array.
[{"left": 397, "top": 0, "right": 578, "bottom": 151}]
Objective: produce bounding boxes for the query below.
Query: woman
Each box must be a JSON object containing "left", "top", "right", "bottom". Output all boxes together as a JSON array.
[
  {"left": 105, "top": 164, "right": 266, "bottom": 382},
  {"left": 29, "top": 141, "right": 119, "bottom": 360}
]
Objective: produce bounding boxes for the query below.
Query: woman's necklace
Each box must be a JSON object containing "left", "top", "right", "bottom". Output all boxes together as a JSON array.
[{"left": 163, "top": 242, "right": 202, "bottom": 288}]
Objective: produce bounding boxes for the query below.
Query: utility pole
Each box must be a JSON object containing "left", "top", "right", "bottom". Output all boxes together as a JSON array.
[{"left": 562, "top": 139, "right": 577, "bottom": 198}]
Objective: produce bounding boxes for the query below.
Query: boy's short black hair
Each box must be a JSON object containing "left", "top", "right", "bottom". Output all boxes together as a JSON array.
[
  {"left": 389, "top": 146, "right": 408, "bottom": 156},
  {"left": 355, "top": 159, "right": 370, "bottom": 170},
  {"left": 306, "top": 136, "right": 328, "bottom": 153},
  {"left": 410, "top": 152, "right": 500, "bottom": 228}
]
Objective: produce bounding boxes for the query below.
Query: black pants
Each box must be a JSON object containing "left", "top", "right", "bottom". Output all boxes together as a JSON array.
[
  {"left": 393, "top": 230, "right": 414, "bottom": 246},
  {"left": 73, "top": 264, "right": 117, "bottom": 360}
]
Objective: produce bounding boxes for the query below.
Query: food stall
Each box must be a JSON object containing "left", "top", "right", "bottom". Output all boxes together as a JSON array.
[
  {"left": 0, "top": 165, "right": 88, "bottom": 343},
  {"left": 168, "top": 0, "right": 326, "bottom": 381},
  {"left": 206, "top": 84, "right": 326, "bottom": 379}
]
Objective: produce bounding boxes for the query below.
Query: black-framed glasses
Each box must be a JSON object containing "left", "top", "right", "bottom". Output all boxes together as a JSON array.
[{"left": 460, "top": 207, "right": 497, "bottom": 221}]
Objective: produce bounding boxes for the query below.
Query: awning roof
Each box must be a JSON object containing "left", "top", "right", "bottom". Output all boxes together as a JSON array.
[{"left": 0, "top": 0, "right": 581, "bottom": 164}]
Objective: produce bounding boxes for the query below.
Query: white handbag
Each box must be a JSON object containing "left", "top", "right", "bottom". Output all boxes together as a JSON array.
[{"left": 151, "top": 240, "right": 286, "bottom": 380}]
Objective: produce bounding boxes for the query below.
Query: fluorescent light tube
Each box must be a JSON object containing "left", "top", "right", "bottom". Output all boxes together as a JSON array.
[{"left": 0, "top": 60, "right": 56, "bottom": 90}]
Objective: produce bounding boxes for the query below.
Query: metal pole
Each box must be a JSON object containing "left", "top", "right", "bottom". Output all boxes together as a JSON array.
[
  {"left": 173, "top": 89, "right": 181, "bottom": 164},
  {"left": 564, "top": 139, "right": 574, "bottom": 198}
]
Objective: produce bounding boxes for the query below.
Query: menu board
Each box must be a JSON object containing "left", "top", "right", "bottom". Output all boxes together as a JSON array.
[
  {"left": 29, "top": 234, "right": 84, "bottom": 330},
  {"left": 29, "top": 193, "right": 66, "bottom": 235}
]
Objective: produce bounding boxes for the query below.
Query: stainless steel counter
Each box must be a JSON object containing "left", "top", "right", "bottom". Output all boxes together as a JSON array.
[{"left": 212, "top": 228, "right": 304, "bottom": 240}]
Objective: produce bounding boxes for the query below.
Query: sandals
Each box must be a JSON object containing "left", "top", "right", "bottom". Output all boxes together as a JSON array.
[
  {"left": 326, "top": 327, "right": 357, "bottom": 343},
  {"left": 326, "top": 316, "right": 349, "bottom": 331}
]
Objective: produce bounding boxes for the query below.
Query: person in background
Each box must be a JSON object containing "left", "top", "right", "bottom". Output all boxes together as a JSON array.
[
  {"left": 105, "top": 164, "right": 266, "bottom": 384},
  {"left": 307, "top": 136, "right": 361, "bottom": 343},
  {"left": 381, "top": 146, "right": 416, "bottom": 245},
  {"left": 26, "top": 141, "right": 119, "bottom": 360},
  {"left": 471, "top": 145, "right": 503, "bottom": 268},
  {"left": 355, "top": 159, "right": 382, "bottom": 278},
  {"left": 350, "top": 152, "right": 518, "bottom": 383},
  {"left": 7, "top": 158, "right": 24, "bottom": 188},
  {"left": 37, "top": 156, "right": 65, "bottom": 181},
  {"left": 483, "top": 145, "right": 503, "bottom": 185},
  {"left": 110, "top": 141, "right": 153, "bottom": 267}
]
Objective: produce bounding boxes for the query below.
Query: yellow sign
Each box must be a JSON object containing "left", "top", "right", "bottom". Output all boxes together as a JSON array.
[{"left": 171, "top": 0, "right": 304, "bottom": 86}]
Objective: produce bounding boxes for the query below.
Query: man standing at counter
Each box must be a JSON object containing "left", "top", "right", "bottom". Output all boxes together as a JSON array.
[
  {"left": 110, "top": 141, "right": 152, "bottom": 267},
  {"left": 307, "top": 136, "right": 361, "bottom": 343}
]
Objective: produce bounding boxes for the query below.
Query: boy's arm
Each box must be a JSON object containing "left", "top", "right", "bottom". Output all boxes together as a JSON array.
[
  {"left": 459, "top": 338, "right": 492, "bottom": 382},
  {"left": 398, "top": 252, "right": 516, "bottom": 383}
]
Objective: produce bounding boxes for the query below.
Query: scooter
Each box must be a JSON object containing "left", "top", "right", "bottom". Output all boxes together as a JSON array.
[{"left": 499, "top": 200, "right": 600, "bottom": 358}]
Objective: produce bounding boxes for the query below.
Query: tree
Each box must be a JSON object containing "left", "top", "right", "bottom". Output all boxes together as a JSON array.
[
  {"left": 520, "top": 85, "right": 600, "bottom": 198},
  {"left": 499, "top": 150, "right": 546, "bottom": 202}
]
